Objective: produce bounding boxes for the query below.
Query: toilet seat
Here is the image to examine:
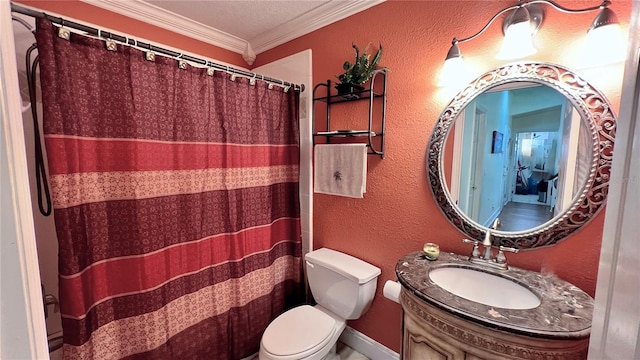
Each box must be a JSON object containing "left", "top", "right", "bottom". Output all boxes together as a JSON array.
[{"left": 261, "top": 305, "right": 337, "bottom": 359}]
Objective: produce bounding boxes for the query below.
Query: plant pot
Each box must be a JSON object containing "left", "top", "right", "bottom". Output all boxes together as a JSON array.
[{"left": 335, "top": 83, "right": 365, "bottom": 99}]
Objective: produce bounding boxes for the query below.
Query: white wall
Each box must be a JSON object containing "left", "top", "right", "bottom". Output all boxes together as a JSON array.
[
  {"left": 253, "top": 50, "right": 313, "bottom": 255},
  {"left": 509, "top": 85, "right": 566, "bottom": 117}
]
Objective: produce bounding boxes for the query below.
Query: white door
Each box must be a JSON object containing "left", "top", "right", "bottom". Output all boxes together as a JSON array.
[
  {"left": 469, "top": 105, "right": 487, "bottom": 222},
  {"left": 556, "top": 101, "right": 579, "bottom": 215}
]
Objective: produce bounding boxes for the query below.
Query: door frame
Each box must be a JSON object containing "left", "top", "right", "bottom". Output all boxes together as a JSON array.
[{"left": 0, "top": 2, "right": 49, "bottom": 358}]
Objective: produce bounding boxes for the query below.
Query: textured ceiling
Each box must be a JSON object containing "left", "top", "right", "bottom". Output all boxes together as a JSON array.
[
  {"left": 78, "top": 0, "right": 384, "bottom": 63},
  {"left": 145, "top": 0, "right": 330, "bottom": 41}
]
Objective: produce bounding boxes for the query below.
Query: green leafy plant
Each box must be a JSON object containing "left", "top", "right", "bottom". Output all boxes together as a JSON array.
[{"left": 336, "top": 42, "right": 383, "bottom": 85}]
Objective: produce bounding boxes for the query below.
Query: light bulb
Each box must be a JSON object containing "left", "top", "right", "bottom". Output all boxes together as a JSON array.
[
  {"left": 581, "top": 23, "right": 626, "bottom": 67},
  {"left": 438, "top": 57, "right": 476, "bottom": 88},
  {"left": 497, "top": 21, "right": 537, "bottom": 60}
]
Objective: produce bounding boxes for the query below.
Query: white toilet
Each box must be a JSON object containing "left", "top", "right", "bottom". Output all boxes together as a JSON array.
[{"left": 259, "top": 248, "right": 381, "bottom": 360}]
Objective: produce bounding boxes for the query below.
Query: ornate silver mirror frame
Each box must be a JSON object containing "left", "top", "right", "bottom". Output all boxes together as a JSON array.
[{"left": 427, "top": 62, "right": 615, "bottom": 249}]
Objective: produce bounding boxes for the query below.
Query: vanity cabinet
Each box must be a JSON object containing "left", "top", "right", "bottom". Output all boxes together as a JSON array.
[
  {"left": 396, "top": 252, "right": 593, "bottom": 360},
  {"left": 401, "top": 289, "right": 589, "bottom": 360},
  {"left": 312, "top": 69, "right": 387, "bottom": 158}
]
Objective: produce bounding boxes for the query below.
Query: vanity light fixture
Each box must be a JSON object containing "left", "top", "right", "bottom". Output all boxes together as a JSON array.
[
  {"left": 496, "top": 6, "right": 538, "bottom": 60},
  {"left": 439, "top": 0, "right": 624, "bottom": 87}
]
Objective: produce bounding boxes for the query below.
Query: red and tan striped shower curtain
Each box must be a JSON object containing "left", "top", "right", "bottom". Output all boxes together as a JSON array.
[{"left": 35, "top": 19, "right": 303, "bottom": 359}]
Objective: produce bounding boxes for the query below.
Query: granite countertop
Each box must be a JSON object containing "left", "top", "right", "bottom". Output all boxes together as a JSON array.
[{"left": 396, "top": 251, "right": 594, "bottom": 339}]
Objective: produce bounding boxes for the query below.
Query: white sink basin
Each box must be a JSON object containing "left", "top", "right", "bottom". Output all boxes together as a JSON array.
[{"left": 428, "top": 266, "right": 541, "bottom": 310}]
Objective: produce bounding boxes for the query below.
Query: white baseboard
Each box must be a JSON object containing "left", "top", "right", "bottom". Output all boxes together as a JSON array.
[{"left": 339, "top": 326, "right": 399, "bottom": 360}]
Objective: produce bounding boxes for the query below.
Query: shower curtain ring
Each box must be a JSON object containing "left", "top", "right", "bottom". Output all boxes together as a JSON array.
[
  {"left": 57, "top": 18, "right": 70, "bottom": 40},
  {"left": 249, "top": 74, "right": 256, "bottom": 85},
  {"left": 280, "top": 80, "right": 289, "bottom": 92},
  {"left": 145, "top": 41, "right": 155, "bottom": 61},
  {"left": 105, "top": 31, "right": 117, "bottom": 51},
  {"left": 177, "top": 53, "right": 187, "bottom": 69},
  {"left": 230, "top": 70, "right": 237, "bottom": 82}
]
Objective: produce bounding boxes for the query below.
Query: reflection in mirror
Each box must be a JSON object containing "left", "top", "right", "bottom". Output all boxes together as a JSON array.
[
  {"left": 428, "top": 63, "right": 615, "bottom": 249},
  {"left": 444, "top": 84, "right": 591, "bottom": 232}
]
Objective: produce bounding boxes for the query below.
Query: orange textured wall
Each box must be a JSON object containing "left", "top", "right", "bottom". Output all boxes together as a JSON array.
[
  {"left": 14, "top": 0, "right": 245, "bottom": 66},
  {"left": 255, "top": 1, "right": 632, "bottom": 352}
]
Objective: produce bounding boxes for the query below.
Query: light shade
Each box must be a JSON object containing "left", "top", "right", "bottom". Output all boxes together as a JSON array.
[
  {"left": 497, "top": 7, "right": 537, "bottom": 60},
  {"left": 581, "top": 7, "right": 625, "bottom": 66},
  {"left": 438, "top": 43, "right": 474, "bottom": 87}
]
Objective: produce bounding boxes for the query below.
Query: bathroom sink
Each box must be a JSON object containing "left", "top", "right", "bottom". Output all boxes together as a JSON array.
[{"left": 428, "top": 266, "right": 541, "bottom": 310}]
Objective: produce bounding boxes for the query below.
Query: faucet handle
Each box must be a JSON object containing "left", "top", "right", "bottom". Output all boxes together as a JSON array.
[
  {"left": 499, "top": 246, "right": 519, "bottom": 253},
  {"left": 462, "top": 239, "right": 481, "bottom": 258},
  {"left": 496, "top": 246, "right": 519, "bottom": 264}
]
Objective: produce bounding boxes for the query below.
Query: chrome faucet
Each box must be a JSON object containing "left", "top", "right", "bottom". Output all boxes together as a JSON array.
[
  {"left": 482, "top": 229, "right": 493, "bottom": 260},
  {"left": 461, "top": 218, "right": 519, "bottom": 269},
  {"left": 482, "top": 218, "right": 501, "bottom": 260}
]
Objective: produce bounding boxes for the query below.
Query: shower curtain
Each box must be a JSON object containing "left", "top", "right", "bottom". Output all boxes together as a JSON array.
[{"left": 35, "top": 19, "right": 303, "bottom": 360}]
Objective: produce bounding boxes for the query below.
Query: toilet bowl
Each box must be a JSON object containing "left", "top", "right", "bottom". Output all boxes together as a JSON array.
[
  {"left": 259, "top": 248, "right": 380, "bottom": 360},
  {"left": 259, "top": 305, "right": 344, "bottom": 360}
]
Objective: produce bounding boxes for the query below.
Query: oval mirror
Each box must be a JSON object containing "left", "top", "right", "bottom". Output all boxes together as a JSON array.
[{"left": 427, "top": 63, "right": 615, "bottom": 249}]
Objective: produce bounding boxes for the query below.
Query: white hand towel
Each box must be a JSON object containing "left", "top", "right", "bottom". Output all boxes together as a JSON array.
[{"left": 314, "top": 144, "right": 367, "bottom": 198}]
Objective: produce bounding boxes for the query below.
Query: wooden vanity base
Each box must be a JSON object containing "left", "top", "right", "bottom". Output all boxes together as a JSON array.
[{"left": 401, "top": 289, "right": 589, "bottom": 360}]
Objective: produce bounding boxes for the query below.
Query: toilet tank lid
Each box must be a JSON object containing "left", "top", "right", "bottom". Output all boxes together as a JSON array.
[{"left": 305, "top": 248, "right": 381, "bottom": 284}]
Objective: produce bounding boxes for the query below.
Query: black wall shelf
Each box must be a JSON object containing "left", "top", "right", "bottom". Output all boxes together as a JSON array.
[{"left": 312, "top": 69, "right": 387, "bottom": 158}]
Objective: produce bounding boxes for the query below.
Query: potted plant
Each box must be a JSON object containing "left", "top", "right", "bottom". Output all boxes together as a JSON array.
[{"left": 336, "top": 42, "right": 383, "bottom": 99}]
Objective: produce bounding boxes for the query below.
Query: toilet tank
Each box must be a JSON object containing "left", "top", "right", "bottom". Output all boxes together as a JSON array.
[{"left": 305, "top": 248, "right": 381, "bottom": 320}]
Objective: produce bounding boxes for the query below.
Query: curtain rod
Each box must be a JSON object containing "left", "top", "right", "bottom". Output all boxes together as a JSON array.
[{"left": 10, "top": 2, "right": 305, "bottom": 92}]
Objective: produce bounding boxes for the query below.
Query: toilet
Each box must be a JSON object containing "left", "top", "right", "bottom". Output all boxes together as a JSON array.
[{"left": 259, "top": 248, "right": 381, "bottom": 360}]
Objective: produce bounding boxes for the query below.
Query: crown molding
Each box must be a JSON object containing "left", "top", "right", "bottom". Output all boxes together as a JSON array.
[
  {"left": 80, "top": 0, "right": 385, "bottom": 64},
  {"left": 80, "top": 0, "right": 247, "bottom": 54},
  {"left": 249, "top": 0, "right": 386, "bottom": 54}
]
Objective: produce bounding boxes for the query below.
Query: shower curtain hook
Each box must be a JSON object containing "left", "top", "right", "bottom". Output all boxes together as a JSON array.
[
  {"left": 57, "top": 18, "right": 70, "bottom": 40},
  {"left": 105, "top": 30, "right": 117, "bottom": 51},
  {"left": 249, "top": 74, "right": 257, "bottom": 86},
  {"left": 230, "top": 69, "right": 237, "bottom": 82},
  {"left": 177, "top": 53, "right": 187, "bottom": 69},
  {"left": 145, "top": 43, "right": 156, "bottom": 61}
]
